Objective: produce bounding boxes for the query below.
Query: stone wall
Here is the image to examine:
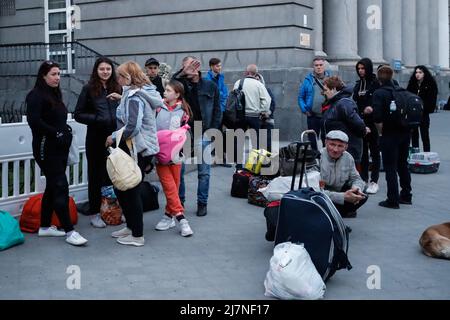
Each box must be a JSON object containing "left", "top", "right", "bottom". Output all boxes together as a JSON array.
[{"left": 2, "top": 67, "right": 449, "bottom": 141}]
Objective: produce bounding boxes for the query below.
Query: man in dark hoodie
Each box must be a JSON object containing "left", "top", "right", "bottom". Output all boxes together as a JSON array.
[{"left": 352, "top": 58, "right": 381, "bottom": 195}]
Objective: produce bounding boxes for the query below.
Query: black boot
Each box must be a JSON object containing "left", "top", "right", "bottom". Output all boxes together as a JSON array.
[{"left": 197, "top": 203, "right": 207, "bottom": 217}]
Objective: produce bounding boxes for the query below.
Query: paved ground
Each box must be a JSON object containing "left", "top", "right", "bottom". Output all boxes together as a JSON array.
[{"left": 1, "top": 111, "right": 450, "bottom": 300}]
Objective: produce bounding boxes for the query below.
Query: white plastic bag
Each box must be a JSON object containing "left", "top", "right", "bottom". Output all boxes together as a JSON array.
[
  {"left": 259, "top": 171, "right": 321, "bottom": 202},
  {"left": 264, "top": 242, "right": 326, "bottom": 300},
  {"left": 67, "top": 135, "right": 79, "bottom": 166}
]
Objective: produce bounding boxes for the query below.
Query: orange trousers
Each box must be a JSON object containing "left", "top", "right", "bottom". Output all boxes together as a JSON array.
[{"left": 156, "top": 164, "right": 184, "bottom": 216}]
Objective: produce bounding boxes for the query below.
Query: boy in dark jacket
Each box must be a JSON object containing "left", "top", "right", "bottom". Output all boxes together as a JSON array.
[{"left": 352, "top": 58, "right": 381, "bottom": 194}]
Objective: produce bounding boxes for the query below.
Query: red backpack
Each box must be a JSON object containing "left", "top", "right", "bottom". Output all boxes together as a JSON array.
[{"left": 20, "top": 194, "right": 78, "bottom": 233}]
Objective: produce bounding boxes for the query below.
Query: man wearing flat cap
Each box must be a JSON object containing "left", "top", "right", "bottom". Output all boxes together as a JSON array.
[
  {"left": 320, "top": 130, "right": 368, "bottom": 218},
  {"left": 145, "top": 57, "right": 165, "bottom": 98}
]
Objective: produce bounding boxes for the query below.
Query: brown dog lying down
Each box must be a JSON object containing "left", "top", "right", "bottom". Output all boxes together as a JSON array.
[{"left": 419, "top": 223, "right": 450, "bottom": 259}]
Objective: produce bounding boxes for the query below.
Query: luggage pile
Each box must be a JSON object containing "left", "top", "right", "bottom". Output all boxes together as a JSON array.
[
  {"left": 229, "top": 131, "right": 352, "bottom": 293},
  {"left": 262, "top": 141, "right": 352, "bottom": 300}
]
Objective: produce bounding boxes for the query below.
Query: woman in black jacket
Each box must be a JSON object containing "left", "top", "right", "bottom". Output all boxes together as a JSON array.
[
  {"left": 74, "top": 57, "right": 122, "bottom": 228},
  {"left": 322, "top": 76, "right": 366, "bottom": 164},
  {"left": 26, "top": 61, "right": 88, "bottom": 246},
  {"left": 407, "top": 65, "right": 438, "bottom": 152}
]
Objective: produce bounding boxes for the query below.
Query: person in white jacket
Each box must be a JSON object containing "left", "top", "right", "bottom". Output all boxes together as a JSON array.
[
  {"left": 233, "top": 64, "right": 271, "bottom": 168},
  {"left": 320, "top": 130, "right": 368, "bottom": 218}
]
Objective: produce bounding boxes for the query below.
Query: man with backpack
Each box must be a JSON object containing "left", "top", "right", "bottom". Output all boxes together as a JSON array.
[
  {"left": 298, "top": 57, "right": 330, "bottom": 150},
  {"left": 232, "top": 64, "right": 271, "bottom": 168},
  {"left": 373, "top": 66, "right": 413, "bottom": 209}
]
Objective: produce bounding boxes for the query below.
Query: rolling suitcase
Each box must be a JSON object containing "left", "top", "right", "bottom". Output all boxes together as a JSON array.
[{"left": 274, "top": 141, "right": 352, "bottom": 282}]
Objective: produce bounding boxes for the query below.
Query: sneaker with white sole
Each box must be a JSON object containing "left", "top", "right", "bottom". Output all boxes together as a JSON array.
[
  {"left": 65, "top": 231, "right": 88, "bottom": 246},
  {"left": 38, "top": 226, "right": 66, "bottom": 237},
  {"left": 117, "top": 235, "right": 145, "bottom": 247},
  {"left": 179, "top": 219, "right": 193, "bottom": 237},
  {"left": 111, "top": 227, "right": 132, "bottom": 238},
  {"left": 155, "top": 215, "right": 176, "bottom": 231},
  {"left": 90, "top": 214, "right": 106, "bottom": 228},
  {"left": 366, "top": 182, "right": 379, "bottom": 194}
]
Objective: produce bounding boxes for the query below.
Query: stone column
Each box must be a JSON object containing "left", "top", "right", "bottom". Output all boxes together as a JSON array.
[
  {"left": 429, "top": 0, "right": 440, "bottom": 66},
  {"left": 313, "top": 0, "right": 327, "bottom": 57},
  {"left": 438, "top": 0, "right": 449, "bottom": 68},
  {"left": 324, "top": 0, "right": 360, "bottom": 63},
  {"left": 416, "top": 0, "right": 430, "bottom": 66},
  {"left": 357, "top": 0, "right": 384, "bottom": 63},
  {"left": 402, "top": 0, "right": 417, "bottom": 67},
  {"left": 382, "top": 0, "right": 402, "bottom": 64}
]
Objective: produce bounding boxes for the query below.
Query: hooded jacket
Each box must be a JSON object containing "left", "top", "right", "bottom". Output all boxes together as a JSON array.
[
  {"left": 112, "top": 84, "right": 164, "bottom": 157},
  {"left": 352, "top": 58, "right": 380, "bottom": 124},
  {"left": 322, "top": 86, "right": 366, "bottom": 162}
]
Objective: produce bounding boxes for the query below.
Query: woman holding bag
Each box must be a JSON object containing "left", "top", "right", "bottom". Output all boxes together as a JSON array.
[
  {"left": 74, "top": 57, "right": 122, "bottom": 228},
  {"left": 26, "top": 61, "right": 88, "bottom": 246},
  {"left": 105, "top": 61, "right": 163, "bottom": 247}
]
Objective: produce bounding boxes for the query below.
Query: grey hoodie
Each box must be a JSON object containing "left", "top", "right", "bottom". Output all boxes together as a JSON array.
[
  {"left": 113, "top": 84, "right": 164, "bottom": 157},
  {"left": 319, "top": 148, "right": 366, "bottom": 205}
]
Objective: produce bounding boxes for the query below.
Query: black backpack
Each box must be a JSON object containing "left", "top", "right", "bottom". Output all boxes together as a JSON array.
[
  {"left": 223, "top": 79, "right": 246, "bottom": 129},
  {"left": 388, "top": 87, "right": 423, "bottom": 128}
]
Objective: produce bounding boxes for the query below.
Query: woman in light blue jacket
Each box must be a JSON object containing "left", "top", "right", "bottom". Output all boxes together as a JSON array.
[{"left": 105, "top": 61, "right": 163, "bottom": 247}]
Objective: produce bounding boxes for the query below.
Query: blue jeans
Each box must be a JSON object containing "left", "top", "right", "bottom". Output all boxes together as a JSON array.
[{"left": 179, "top": 139, "right": 211, "bottom": 205}]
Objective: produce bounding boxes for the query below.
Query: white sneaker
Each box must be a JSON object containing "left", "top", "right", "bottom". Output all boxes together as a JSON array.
[
  {"left": 155, "top": 215, "right": 176, "bottom": 231},
  {"left": 111, "top": 227, "right": 132, "bottom": 238},
  {"left": 179, "top": 219, "right": 194, "bottom": 237},
  {"left": 65, "top": 231, "right": 88, "bottom": 246},
  {"left": 38, "top": 226, "right": 66, "bottom": 237},
  {"left": 366, "top": 182, "right": 379, "bottom": 194},
  {"left": 90, "top": 214, "right": 106, "bottom": 228},
  {"left": 116, "top": 235, "right": 145, "bottom": 247}
]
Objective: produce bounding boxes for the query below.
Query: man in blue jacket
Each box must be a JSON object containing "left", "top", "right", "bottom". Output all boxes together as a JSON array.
[
  {"left": 298, "top": 57, "right": 330, "bottom": 149},
  {"left": 204, "top": 58, "right": 231, "bottom": 167}
]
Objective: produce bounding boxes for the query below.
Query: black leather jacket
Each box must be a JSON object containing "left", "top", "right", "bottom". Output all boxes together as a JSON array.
[{"left": 74, "top": 84, "right": 119, "bottom": 134}]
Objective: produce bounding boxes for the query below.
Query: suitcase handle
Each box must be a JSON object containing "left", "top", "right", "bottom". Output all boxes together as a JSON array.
[
  {"left": 290, "top": 141, "right": 311, "bottom": 191},
  {"left": 301, "top": 130, "right": 318, "bottom": 150}
]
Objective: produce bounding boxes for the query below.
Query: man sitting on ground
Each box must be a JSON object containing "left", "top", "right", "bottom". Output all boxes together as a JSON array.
[{"left": 320, "top": 130, "right": 368, "bottom": 218}]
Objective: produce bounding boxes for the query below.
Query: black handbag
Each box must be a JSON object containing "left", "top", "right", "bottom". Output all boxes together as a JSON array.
[
  {"left": 141, "top": 181, "right": 160, "bottom": 212},
  {"left": 278, "top": 143, "right": 320, "bottom": 176}
]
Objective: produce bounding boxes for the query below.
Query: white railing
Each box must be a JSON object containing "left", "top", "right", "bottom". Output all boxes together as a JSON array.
[{"left": 0, "top": 114, "right": 88, "bottom": 217}]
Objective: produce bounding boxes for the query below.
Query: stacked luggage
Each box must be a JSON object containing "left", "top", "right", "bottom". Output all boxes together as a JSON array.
[{"left": 264, "top": 138, "right": 352, "bottom": 282}]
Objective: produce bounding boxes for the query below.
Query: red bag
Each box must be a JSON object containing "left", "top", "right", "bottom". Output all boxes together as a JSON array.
[
  {"left": 100, "top": 197, "right": 123, "bottom": 225},
  {"left": 20, "top": 194, "right": 78, "bottom": 233}
]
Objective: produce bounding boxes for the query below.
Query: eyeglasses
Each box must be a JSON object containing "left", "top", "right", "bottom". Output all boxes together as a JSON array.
[{"left": 44, "top": 60, "right": 55, "bottom": 65}]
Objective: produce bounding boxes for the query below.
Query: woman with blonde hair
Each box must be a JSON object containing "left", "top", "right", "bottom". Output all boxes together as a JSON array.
[{"left": 106, "top": 61, "right": 163, "bottom": 247}]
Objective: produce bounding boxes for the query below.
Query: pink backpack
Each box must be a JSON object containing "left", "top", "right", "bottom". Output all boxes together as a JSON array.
[{"left": 156, "top": 124, "right": 190, "bottom": 164}]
